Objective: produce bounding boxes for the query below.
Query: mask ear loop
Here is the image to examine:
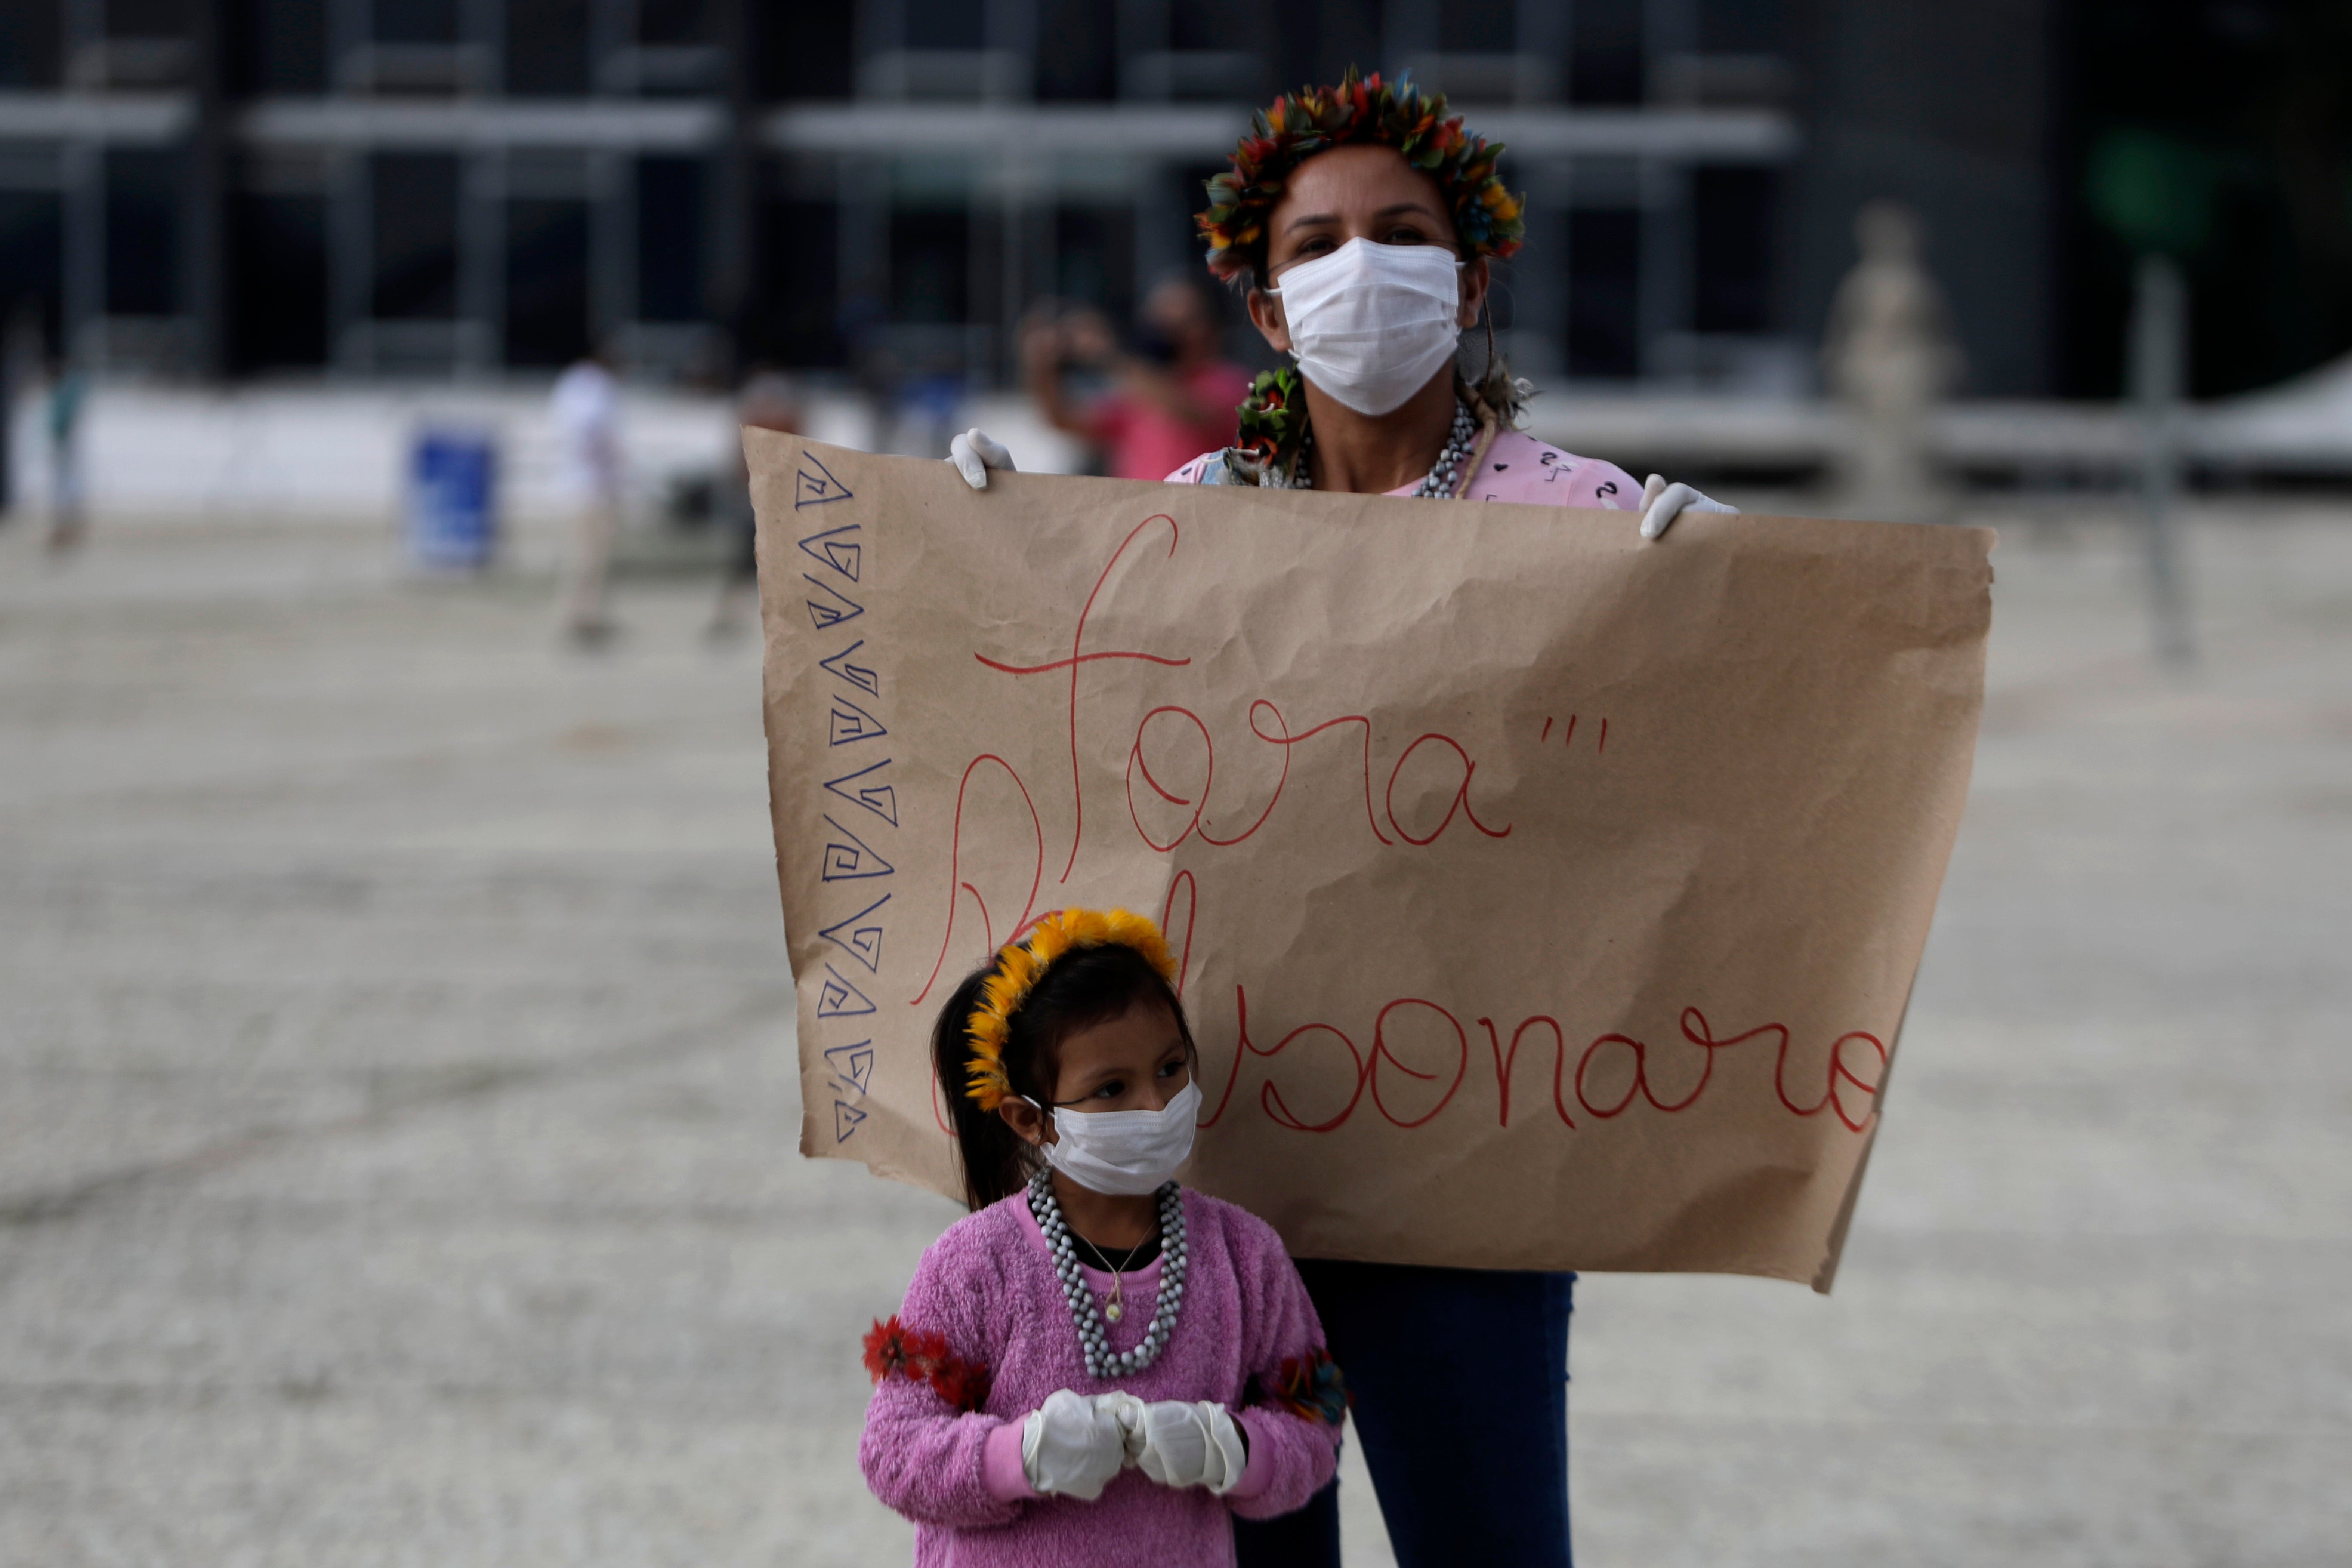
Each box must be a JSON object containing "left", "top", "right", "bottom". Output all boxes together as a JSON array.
[{"left": 1019, "top": 1095, "right": 1061, "bottom": 1157}]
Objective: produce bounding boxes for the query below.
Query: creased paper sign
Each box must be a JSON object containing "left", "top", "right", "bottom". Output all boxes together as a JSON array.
[{"left": 754, "top": 437, "right": 1991, "bottom": 1289}]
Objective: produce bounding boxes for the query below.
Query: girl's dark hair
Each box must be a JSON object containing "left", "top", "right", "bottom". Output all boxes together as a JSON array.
[{"left": 932, "top": 943, "right": 1197, "bottom": 1211}]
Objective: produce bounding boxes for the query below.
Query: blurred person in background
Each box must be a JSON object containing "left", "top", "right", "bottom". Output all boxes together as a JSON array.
[
  {"left": 710, "top": 368, "right": 804, "bottom": 641},
  {"left": 953, "top": 70, "right": 1736, "bottom": 1568},
  {"left": 552, "top": 346, "right": 623, "bottom": 645},
  {"left": 1023, "top": 274, "right": 1252, "bottom": 481},
  {"left": 46, "top": 354, "right": 86, "bottom": 554}
]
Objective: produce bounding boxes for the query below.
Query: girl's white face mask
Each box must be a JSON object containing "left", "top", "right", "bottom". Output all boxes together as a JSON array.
[
  {"left": 1268, "top": 238, "right": 1465, "bottom": 416},
  {"left": 1032, "top": 1080, "right": 1202, "bottom": 1195}
]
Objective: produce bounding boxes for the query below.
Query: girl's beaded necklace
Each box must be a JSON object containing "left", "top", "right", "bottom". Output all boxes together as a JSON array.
[
  {"left": 1026, "top": 1169, "right": 1189, "bottom": 1380},
  {"left": 1271, "top": 398, "right": 1479, "bottom": 497}
]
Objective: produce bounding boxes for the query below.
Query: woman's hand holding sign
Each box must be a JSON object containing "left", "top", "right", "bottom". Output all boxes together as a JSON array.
[{"left": 949, "top": 428, "right": 1017, "bottom": 490}]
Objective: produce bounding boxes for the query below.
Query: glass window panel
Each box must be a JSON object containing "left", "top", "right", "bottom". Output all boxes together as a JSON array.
[
  {"left": 372, "top": 0, "right": 458, "bottom": 45},
  {"left": 1570, "top": 0, "right": 1643, "bottom": 104},
  {"left": 0, "top": 190, "right": 64, "bottom": 350},
  {"left": 637, "top": 156, "right": 705, "bottom": 322},
  {"left": 903, "top": 0, "right": 983, "bottom": 52},
  {"left": 890, "top": 209, "right": 968, "bottom": 324},
  {"left": 506, "top": 0, "right": 591, "bottom": 95},
  {"left": 1439, "top": 0, "right": 1518, "bottom": 55},
  {"left": 505, "top": 197, "right": 590, "bottom": 364},
  {"left": 640, "top": 0, "right": 710, "bottom": 46},
  {"left": 1692, "top": 165, "right": 1776, "bottom": 334},
  {"left": 371, "top": 153, "right": 459, "bottom": 320},
  {"left": 1699, "top": 0, "right": 1784, "bottom": 54},
  {"left": 230, "top": 192, "right": 328, "bottom": 368},
  {"left": 235, "top": 0, "right": 327, "bottom": 91},
  {"left": 106, "top": 0, "right": 190, "bottom": 38},
  {"left": 755, "top": 195, "right": 841, "bottom": 366},
  {"left": 0, "top": 0, "right": 64, "bottom": 88},
  {"left": 105, "top": 148, "right": 180, "bottom": 316},
  {"left": 1567, "top": 206, "right": 1640, "bottom": 378}
]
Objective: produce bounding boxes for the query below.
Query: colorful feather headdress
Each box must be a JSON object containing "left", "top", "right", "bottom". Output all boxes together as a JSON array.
[
  {"left": 964, "top": 908, "right": 1178, "bottom": 1111},
  {"left": 1197, "top": 67, "right": 1525, "bottom": 282}
]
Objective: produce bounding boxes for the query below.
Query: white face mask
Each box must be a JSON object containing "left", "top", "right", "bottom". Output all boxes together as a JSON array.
[
  {"left": 1269, "top": 238, "right": 1465, "bottom": 416},
  {"left": 1031, "top": 1079, "right": 1202, "bottom": 1195}
]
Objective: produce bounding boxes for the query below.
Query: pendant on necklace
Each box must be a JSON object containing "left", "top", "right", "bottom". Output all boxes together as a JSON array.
[{"left": 1104, "top": 1279, "right": 1125, "bottom": 1322}]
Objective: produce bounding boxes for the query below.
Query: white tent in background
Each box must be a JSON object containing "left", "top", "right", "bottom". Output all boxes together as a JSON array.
[{"left": 2198, "top": 352, "right": 2352, "bottom": 475}]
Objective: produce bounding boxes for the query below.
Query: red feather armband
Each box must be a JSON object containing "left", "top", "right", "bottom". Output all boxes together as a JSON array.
[
  {"left": 863, "top": 1315, "right": 992, "bottom": 1413},
  {"left": 1246, "top": 1345, "right": 1348, "bottom": 1427}
]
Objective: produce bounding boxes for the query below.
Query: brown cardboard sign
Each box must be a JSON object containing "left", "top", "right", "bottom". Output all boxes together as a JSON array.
[{"left": 754, "top": 438, "right": 1991, "bottom": 1289}]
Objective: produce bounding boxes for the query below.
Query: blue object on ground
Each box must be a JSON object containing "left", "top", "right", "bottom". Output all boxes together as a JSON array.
[{"left": 409, "top": 427, "right": 499, "bottom": 568}]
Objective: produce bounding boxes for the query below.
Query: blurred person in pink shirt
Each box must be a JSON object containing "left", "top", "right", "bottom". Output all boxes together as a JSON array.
[{"left": 1023, "top": 276, "right": 1253, "bottom": 482}]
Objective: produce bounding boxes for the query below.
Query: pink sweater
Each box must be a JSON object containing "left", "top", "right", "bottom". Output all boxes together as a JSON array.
[
  {"left": 1167, "top": 426, "right": 1643, "bottom": 510},
  {"left": 859, "top": 1188, "right": 1341, "bottom": 1566}
]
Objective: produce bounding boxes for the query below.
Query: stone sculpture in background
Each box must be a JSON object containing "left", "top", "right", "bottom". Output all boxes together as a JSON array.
[{"left": 1822, "top": 202, "right": 1963, "bottom": 524}]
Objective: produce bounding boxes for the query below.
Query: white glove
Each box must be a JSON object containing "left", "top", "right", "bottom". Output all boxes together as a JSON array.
[
  {"left": 949, "top": 428, "right": 1017, "bottom": 490},
  {"left": 1020, "top": 1388, "right": 1134, "bottom": 1501},
  {"left": 1638, "top": 473, "right": 1739, "bottom": 541},
  {"left": 1096, "top": 1391, "right": 1143, "bottom": 1467},
  {"left": 1133, "top": 1400, "right": 1249, "bottom": 1494},
  {"left": 1097, "top": 1390, "right": 1149, "bottom": 1464}
]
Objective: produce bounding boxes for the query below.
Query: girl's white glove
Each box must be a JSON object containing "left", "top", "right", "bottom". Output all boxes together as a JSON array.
[
  {"left": 1020, "top": 1389, "right": 1139, "bottom": 1501},
  {"left": 949, "top": 429, "right": 1017, "bottom": 490},
  {"left": 1638, "top": 473, "right": 1739, "bottom": 541},
  {"left": 1133, "top": 1399, "right": 1249, "bottom": 1494}
]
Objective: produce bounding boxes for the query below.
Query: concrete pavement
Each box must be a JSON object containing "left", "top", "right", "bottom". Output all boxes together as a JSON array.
[{"left": 1, "top": 499, "right": 2346, "bottom": 1565}]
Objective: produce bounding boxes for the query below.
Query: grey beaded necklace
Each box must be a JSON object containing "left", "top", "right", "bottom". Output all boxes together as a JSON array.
[
  {"left": 1027, "top": 1169, "right": 1189, "bottom": 1380},
  {"left": 1273, "top": 398, "right": 1479, "bottom": 497}
]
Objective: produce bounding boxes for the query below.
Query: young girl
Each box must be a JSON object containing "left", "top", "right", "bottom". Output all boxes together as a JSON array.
[{"left": 858, "top": 908, "right": 1343, "bottom": 1565}]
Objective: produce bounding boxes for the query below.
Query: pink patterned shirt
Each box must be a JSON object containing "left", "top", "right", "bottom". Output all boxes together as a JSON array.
[{"left": 1166, "top": 426, "right": 1643, "bottom": 510}]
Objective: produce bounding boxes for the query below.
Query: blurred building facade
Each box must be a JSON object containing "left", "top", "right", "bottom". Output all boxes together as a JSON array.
[{"left": 0, "top": 2, "right": 2344, "bottom": 401}]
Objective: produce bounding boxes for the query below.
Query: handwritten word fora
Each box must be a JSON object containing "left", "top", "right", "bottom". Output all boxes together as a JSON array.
[{"left": 918, "top": 514, "right": 1513, "bottom": 1004}]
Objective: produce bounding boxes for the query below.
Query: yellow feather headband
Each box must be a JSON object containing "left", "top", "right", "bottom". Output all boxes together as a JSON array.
[{"left": 965, "top": 908, "right": 1178, "bottom": 1111}]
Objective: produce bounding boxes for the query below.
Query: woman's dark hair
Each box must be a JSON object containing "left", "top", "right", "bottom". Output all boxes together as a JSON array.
[{"left": 932, "top": 942, "right": 1197, "bottom": 1211}]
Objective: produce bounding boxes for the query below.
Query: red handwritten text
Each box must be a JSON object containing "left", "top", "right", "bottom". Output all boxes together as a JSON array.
[{"left": 1203, "top": 992, "right": 1883, "bottom": 1136}]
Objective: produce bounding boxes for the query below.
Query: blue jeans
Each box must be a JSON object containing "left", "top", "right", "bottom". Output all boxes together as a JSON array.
[{"left": 1233, "top": 1263, "right": 1575, "bottom": 1568}]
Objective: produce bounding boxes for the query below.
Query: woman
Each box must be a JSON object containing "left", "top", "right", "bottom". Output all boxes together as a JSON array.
[
  {"left": 1022, "top": 273, "right": 1254, "bottom": 482},
  {"left": 950, "top": 71, "right": 1737, "bottom": 1566}
]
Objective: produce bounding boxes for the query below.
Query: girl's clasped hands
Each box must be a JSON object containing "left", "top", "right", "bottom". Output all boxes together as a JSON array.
[{"left": 1020, "top": 1389, "right": 1247, "bottom": 1501}]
